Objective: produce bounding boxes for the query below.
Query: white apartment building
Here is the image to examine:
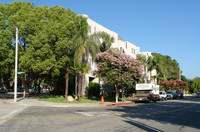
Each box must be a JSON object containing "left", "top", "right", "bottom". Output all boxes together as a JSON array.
[
  {"left": 140, "top": 52, "right": 157, "bottom": 84},
  {"left": 80, "top": 14, "right": 156, "bottom": 95}
]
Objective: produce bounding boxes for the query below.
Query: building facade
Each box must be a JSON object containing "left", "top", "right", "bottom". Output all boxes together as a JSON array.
[{"left": 80, "top": 14, "right": 156, "bottom": 96}]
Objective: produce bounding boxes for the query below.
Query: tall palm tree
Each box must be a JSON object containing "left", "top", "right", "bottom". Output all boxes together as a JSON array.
[
  {"left": 64, "top": 16, "right": 89, "bottom": 101},
  {"left": 71, "top": 16, "right": 101, "bottom": 101},
  {"left": 70, "top": 16, "right": 115, "bottom": 101},
  {"left": 137, "top": 54, "right": 148, "bottom": 83},
  {"left": 72, "top": 64, "right": 90, "bottom": 101}
]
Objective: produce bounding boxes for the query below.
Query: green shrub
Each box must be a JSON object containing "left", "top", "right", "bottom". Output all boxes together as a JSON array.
[
  {"left": 8, "top": 89, "right": 13, "bottom": 92},
  {"left": 87, "top": 82, "right": 100, "bottom": 98}
]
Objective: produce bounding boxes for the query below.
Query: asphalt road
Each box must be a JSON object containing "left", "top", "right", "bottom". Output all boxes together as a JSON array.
[{"left": 0, "top": 96, "right": 200, "bottom": 132}]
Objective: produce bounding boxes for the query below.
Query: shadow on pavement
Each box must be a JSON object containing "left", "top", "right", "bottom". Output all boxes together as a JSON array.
[
  {"left": 124, "top": 119, "right": 164, "bottom": 132},
  {"left": 108, "top": 96, "right": 200, "bottom": 130},
  {"left": 0, "top": 92, "right": 23, "bottom": 99},
  {"left": 0, "top": 92, "right": 46, "bottom": 101}
]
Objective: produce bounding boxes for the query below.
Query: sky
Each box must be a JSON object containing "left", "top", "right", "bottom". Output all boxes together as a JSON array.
[{"left": 1, "top": 0, "right": 200, "bottom": 79}]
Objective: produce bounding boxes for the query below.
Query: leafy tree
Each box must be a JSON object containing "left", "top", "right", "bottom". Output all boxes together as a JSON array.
[
  {"left": 95, "top": 49, "right": 143, "bottom": 103},
  {"left": 1, "top": 2, "right": 87, "bottom": 98},
  {"left": 0, "top": 17, "right": 14, "bottom": 88},
  {"left": 191, "top": 77, "right": 200, "bottom": 93},
  {"left": 152, "top": 53, "right": 180, "bottom": 81},
  {"left": 181, "top": 75, "right": 188, "bottom": 82}
]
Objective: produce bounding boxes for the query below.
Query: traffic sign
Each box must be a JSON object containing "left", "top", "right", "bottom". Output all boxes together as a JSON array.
[{"left": 17, "top": 72, "right": 25, "bottom": 74}]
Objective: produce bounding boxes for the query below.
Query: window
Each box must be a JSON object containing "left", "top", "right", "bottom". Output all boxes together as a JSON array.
[
  {"left": 89, "top": 26, "right": 91, "bottom": 33},
  {"left": 88, "top": 59, "right": 92, "bottom": 66},
  {"left": 120, "top": 47, "right": 123, "bottom": 53},
  {"left": 131, "top": 48, "right": 134, "bottom": 53},
  {"left": 135, "top": 49, "right": 139, "bottom": 54},
  {"left": 94, "top": 26, "right": 96, "bottom": 32},
  {"left": 94, "top": 62, "right": 97, "bottom": 70},
  {"left": 132, "top": 48, "right": 136, "bottom": 54}
]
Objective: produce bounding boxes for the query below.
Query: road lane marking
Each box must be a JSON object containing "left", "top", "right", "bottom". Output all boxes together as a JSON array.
[
  {"left": 0, "top": 107, "right": 24, "bottom": 119},
  {"left": 75, "top": 111, "right": 123, "bottom": 116},
  {"left": 0, "top": 103, "right": 197, "bottom": 121}
]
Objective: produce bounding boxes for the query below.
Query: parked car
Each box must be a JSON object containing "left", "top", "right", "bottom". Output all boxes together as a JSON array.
[
  {"left": 0, "top": 88, "right": 8, "bottom": 93},
  {"left": 167, "top": 91, "right": 177, "bottom": 99},
  {"left": 159, "top": 91, "right": 167, "bottom": 101},
  {"left": 176, "top": 91, "right": 184, "bottom": 99},
  {"left": 196, "top": 93, "right": 200, "bottom": 98},
  {"left": 17, "top": 87, "right": 24, "bottom": 92}
]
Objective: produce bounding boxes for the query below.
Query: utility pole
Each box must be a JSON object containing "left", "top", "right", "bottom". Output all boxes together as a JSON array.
[
  {"left": 0, "top": 12, "right": 18, "bottom": 102},
  {"left": 14, "top": 27, "right": 18, "bottom": 102}
]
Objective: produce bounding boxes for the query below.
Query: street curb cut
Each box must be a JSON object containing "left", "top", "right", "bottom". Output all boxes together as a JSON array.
[{"left": 106, "top": 102, "right": 134, "bottom": 106}]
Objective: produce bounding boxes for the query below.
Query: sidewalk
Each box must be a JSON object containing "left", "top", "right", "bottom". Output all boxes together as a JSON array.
[{"left": 0, "top": 97, "right": 134, "bottom": 108}]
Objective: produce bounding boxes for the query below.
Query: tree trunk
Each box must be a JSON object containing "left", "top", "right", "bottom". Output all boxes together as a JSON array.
[
  {"left": 37, "top": 80, "right": 41, "bottom": 94},
  {"left": 150, "top": 71, "right": 152, "bottom": 83},
  {"left": 65, "top": 66, "right": 69, "bottom": 100},
  {"left": 1, "top": 78, "right": 5, "bottom": 88},
  {"left": 34, "top": 80, "right": 37, "bottom": 94},
  {"left": 115, "top": 82, "right": 118, "bottom": 103},
  {"left": 21, "top": 76, "right": 29, "bottom": 98},
  {"left": 80, "top": 75, "right": 84, "bottom": 97},
  {"left": 145, "top": 66, "right": 148, "bottom": 83},
  {"left": 78, "top": 74, "right": 82, "bottom": 101},
  {"left": 75, "top": 74, "right": 78, "bottom": 100},
  {"left": 99, "top": 77, "right": 103, "bottom": 96},
  {"left": 156, "top": 71, "right": 158, "bottom": 85}
]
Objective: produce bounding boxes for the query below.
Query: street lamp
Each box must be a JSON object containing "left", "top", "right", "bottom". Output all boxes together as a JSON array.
[{"left": 0, "top": 12, "right": 18, "bottom": 102}]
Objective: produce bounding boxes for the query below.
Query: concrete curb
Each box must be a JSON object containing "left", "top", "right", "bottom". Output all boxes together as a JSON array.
[
  {"left": 0, "top": 97, "right": 135, "bottom": 108},
  {"left": 106, "top": 102, "right": 134, "bottom": 106}
]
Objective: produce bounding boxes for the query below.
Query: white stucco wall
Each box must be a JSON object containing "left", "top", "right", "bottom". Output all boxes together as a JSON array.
[
  {"left": 139, "top": 52, "right": 157, "bottom": 84},
  {"left": 79, "top": 14, "right": 156, "bottom": 95}
]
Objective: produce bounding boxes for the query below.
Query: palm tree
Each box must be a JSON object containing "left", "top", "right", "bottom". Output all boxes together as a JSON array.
[
  {"left": 147, "top": 55, "right": 164, "bottom": 84},
  {"left": 72, "top": 64, "right": 90, "bottom": 101},
  {"left": 64, "top": 16, "right": 89, "bottom": 101},
  {"left": 71, "top": 16, "right": 100, "bottom": 101},
  {"left": 147, "top": 56, "right": 157, "bottom": 83},
  {"left": 92, "top": 31, "right": 114, "bottom": 52},
  {"left": 70, "top": 16, "right": 115, "bottom": 101},
  {"left": 137, "top": 54, "right": 148, "bottom": 83}
]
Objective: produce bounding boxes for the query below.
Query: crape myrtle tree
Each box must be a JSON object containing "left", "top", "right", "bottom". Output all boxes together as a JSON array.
[
  {"left": 95, "top": 49, "right": 143, "bottom": 103},
  {"left": 1, "top": 1, "right": 87, "bottom": 98},
  {"left": 90, "top": 31, "right": 114, "bottom": 95},
  {"left": 160, "top": 80, "right": 189, "bottom": 92}
]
